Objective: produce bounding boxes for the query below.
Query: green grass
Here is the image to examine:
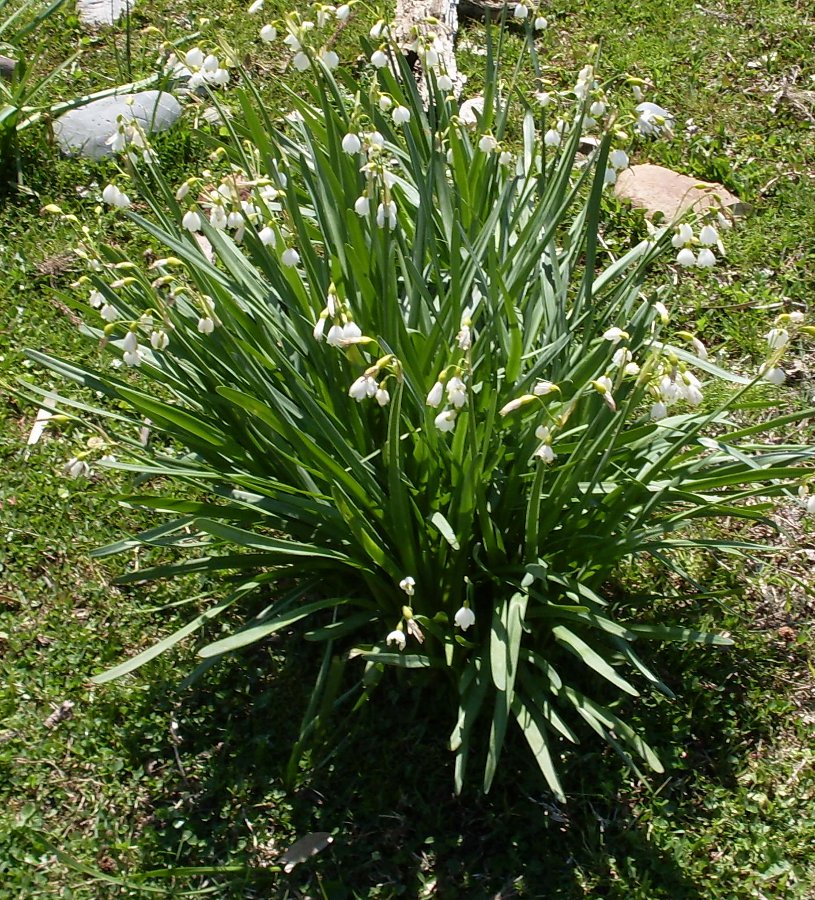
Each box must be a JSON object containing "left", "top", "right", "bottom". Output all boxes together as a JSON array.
[{"left": 1, "top": 0, "right": 815, "bottom": 895}]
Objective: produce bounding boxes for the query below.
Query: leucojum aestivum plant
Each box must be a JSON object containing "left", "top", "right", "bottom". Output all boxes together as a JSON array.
[{"left": 27, "top": 6, "right": 815, "bottom": 797}]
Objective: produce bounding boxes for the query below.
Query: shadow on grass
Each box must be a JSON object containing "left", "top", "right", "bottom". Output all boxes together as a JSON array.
[{"left": 107, "top": 610, "right": 789, "bottom": 900}]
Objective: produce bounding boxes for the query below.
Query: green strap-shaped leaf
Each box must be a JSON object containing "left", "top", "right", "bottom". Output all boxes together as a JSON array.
[
  {"left": 562, "top": 685, "right": 664, "bottom": 773},
  {"left": 552, "top": 625, "right": 640, "bottom": 697},
  {"left": 193, "top": 518, "right": 362, "bottom": 565},
  {"left": 430, "top": 511, "right": 460, "bottom": 550},
  {"left": 511, "top": 692, "right": 566, "bottom": 801},
  {"left": 485, "top": 590, "right": 528, "bottom": 792},
  {"left": 627, "top": 624, "right": 734, "bottom": 646},
  {"left": 199, "top": 596, "right": 348, "bottom": 658},
  {"left": 348, "top": 647, "right": 434, "bottom": 668},
  {"left": 331, "top": 486, "right": 399, "bottom": 578},
  {"left": 92, "top": 587, "right": 251, "bottom": 684}
]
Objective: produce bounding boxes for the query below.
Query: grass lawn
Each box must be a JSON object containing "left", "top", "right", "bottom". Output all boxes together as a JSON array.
[{"left": 1, "top": 0, "right": 814, "bottom": 895}]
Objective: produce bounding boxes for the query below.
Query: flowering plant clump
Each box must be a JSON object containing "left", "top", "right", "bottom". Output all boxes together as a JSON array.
[{"left": 28, "top": 19, "right": 815, "bottom": 796}]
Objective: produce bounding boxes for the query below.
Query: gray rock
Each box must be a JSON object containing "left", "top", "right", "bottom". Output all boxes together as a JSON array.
[
  {"left": 0, "top": 55, "right": 17, "bottom": 80},
  {"left": 77, "top": 0, "right": 133, "bottom": 26},
  {"left": 53, "top": 90, "right": 182, "bottom": 160},
  {"left": 614, "top": 164, "right": 747, "bottom": 221}
]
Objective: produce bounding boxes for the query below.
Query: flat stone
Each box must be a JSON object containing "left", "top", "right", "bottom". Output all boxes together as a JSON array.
[
  {"left": 77, "top": 0, "right": 133, "bottom": 27},
  {"left": 614, "top": 164, "right": 748, "bottom": 221},
  {"left": 53, "top": 90, "right": 182, "bottom": 160}
]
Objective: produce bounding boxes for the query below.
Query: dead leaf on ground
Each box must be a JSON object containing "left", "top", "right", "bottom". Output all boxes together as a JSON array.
[
  {"left": 279, "top": 831, "right": 334, "bottom": 873},
  {"left": 43, "top": 701, "right": 75, "bottom": 729}
]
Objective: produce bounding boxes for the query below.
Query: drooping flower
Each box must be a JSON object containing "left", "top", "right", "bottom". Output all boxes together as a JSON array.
[
  {"left": 690, "top": 337, "right": 708, "bottom": 359},
  {"left": 342, "top": 132, "right": 362, "bottom": 154},
  {"left": 399, "top": 576, "right": 415, "bottom": 596},
  {"left": 696, "top": 248, "right": 716, "bottom": 268},
  {"left": 102, "top": 184, "right": 131, "bottom": 209},
  {"left": 499, "top": 395, "right": 536, "bottom": 416},
  {"left": 349, "top": 375, "right": 378, "bottom": 401},
  {"left": 259, "top": 23, "right": 276, "bottom": 40},
  {"left": 404, "top": 618, "right": 423, "bottom": 643},
  {"left": 282, "top": 247, "right": 300, "bottom": 267},
  {"left": 371, "top": 49, "right": 388, "bottom": 68},
  {"left": 762, "top": 366, "right": 786, "bottom": 386},
  {"left": 650, "top": 400, "right": 668, "bottom": 420},
  {"left": 533, "top": 380, "right": 558, "bottom": 396},
  {"left": 354, "top": 195, "right": 370, "bottom": 217},
  {"left": 426, "top": 381, "right": 445, "bottom": 408},
  {"left": 592, "top": 376, "right": 616, "bottom": 410},
  {"left": 513, "top": 3, "right": 528, "bottom": 19},
  {"left": 671, "top": 223, "right": 694, "bottom": 248},
  {"left": 676, "top": 248, "right": 696, "bottom": 267},
  {"left": 699, "top": 224, "right": 719, "bottom": 246},
  {"left": 534, "top": 15, "right": 548, "bottom": 29},
  {"left": 635, "top": 103, "right": 675, "bottom": 137},
  {"left": 182, "top": 210, "right": 202, "bottom": 232},
  {"left": 478, "top": 134, "right": 498, "bottom": 154},
  {"left": 680, "top": 371, "right": 703, "bottom": 407},
  {"left": 320, "top": 50, "right": 339, "bottom": 70},
  {"left": 437, "top": 74, "right": 453, "bottom": 92},
  {"left": 457, "top": 322, "right": 472, "bottom": 350},
  {"left": 376, "top": 201, "right": 397, "bottom": 230},
  {"left": 392, "top": 106, "right": 411, "bottom": 125},
  {"left": 292, "top": 51, "right": 310, "bottom": 71},
  {"left": 64, "top": 457, "right": 91, "bottom": 479},
  {"left": 375, "top": 387, "right": 390, "bottom": 406},
  {"left": 197, "top": 316, "right": 215, "bottom": 334},
  {"left": 603, "top": 326, "right": 629, "bottom": 344},
  {"left": 445, "top": 376, "right": 467, "bottom": 409},
  {"left": 336, "top": 4, "right": 351, "bottom": 20},
  {"left": 434, "top": 409, "right": 457, "bottom": 433},
  {"left": 150, "top": 330, "right": 169, "bottom": 350},
  {"left": 209, "top": 205, "right": 228, "bottom": 230},
  {"left": 534, "top": 443, "right": 556, "bottom": 464},
  {"left": 543, "top": 129, "right": 561, "bottom": 147},
  {"left": 258, "top": 225, "right": 276, "bottom": 246},
  {"left": 454, "top": 605, "right": 476, "bottom": 631},
  {"left": 765, "top": 327, "right": 790, "bottom": 350},
  {"left": 122, "top": 331, "right": 141, "bottom": 366},
  {"left": 608, "top": 148, "right": 629, "bottom": 170},
  {"left": 421, "top": 44, "right": 439, "bottom": 67},
  {"left": 326, "top": 321, "right": 362, "bottom": 347},
  {"left": 658, "top": 375, "right": 681, "bottom": 404},
  {"left": 386, "top": 629, "right": 406, "bottom": 650},
  {"left": 185, "top": 47, "right": 205, "bottom": 68}
]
